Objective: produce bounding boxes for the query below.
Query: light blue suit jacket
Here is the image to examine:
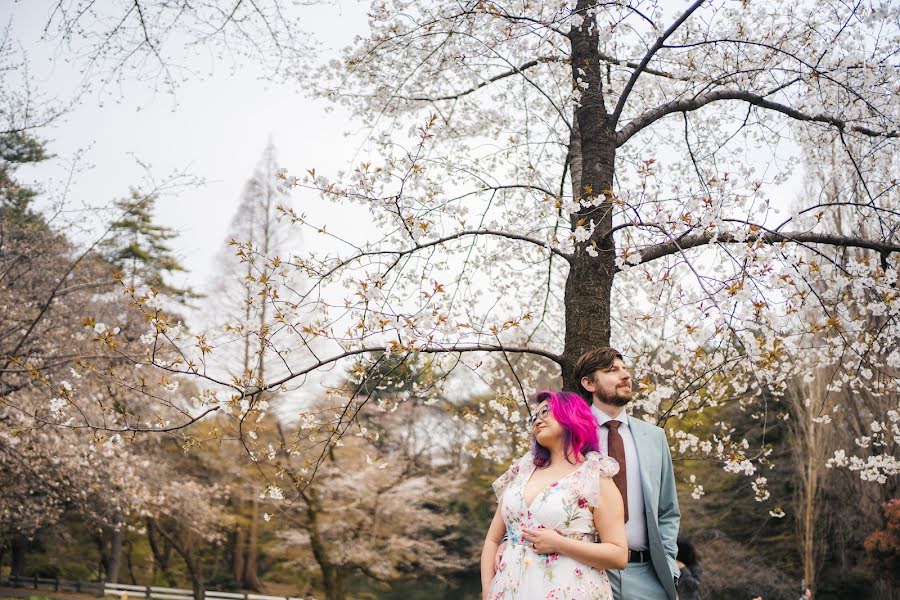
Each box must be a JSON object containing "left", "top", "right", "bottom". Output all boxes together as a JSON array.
[{"left": 625, "top": 415, "right": 681, "bottom": 600}]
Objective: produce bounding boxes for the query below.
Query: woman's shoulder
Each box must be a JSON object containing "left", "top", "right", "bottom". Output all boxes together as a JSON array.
[
  {"left": 507, "top": 451, "right": 536, "bottom": 474},
  {"left": 584, "top": 451, "right": 619, "bottom": 476},
  {"left": 492, "top": 451, "right": 535, "bottom": 500},
  {"left": 511, "top": 451, "right": 538, "bottom": 477}
]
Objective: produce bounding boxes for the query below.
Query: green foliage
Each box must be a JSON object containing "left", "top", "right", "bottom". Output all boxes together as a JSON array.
[
  {"left": 673, "top": 395, "right": 800, "bottom": 596},
  {"left": 0, "top": 131, "right": 49, "bottom": 228},
  {"left": 444, "top": 455, "right": 504, "bottom": 563},
  {"left": 22, "top": 516, "right": 103, "bottom": 581},
  {"left": 99, "top": 192, "right": 194, "bottom": 300}
]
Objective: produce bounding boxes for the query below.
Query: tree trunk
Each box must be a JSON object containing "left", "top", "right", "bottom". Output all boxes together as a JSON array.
[
  {"left": 242, "top": 497, "right": 261, "bottom": 591},
  {"left": 146, "top": 519, "right": 177, "bottom": 587},
  {"left": 10, "top": 535, "right": 27, "bottom": 578},
  {"left": 802, "top": 433, "right": 818, "bottom": 592},
  {"left": 230, "top": 499, "right": 245, "bottom": 587},
  {"left": 191, "top": 573, "right": 205, "bottom": 600},
  {"left": 789, "top": 371, "right": 831, "bottom": 596},
  {"left": 107, "top": 520, "right": 123, "bottom": 583},
  {"left": 320, "top": 567, "right": 346, "bottom": 600},
  {"left": 561, "top": 0, "right": 617, "bottom": 389},
  {"left": 154, "top": 522, "right": 204, "bottom": 600},
  {"left": 301, "top": 488, "right": 346, "bottom": 600},
  {"left": 125, "top": 541, "right": 138, "bottom": 584}
]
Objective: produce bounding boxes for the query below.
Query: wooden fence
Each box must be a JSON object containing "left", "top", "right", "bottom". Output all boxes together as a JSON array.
[{"left": 0, "top": 576, "right": 305, "bottom": 600}]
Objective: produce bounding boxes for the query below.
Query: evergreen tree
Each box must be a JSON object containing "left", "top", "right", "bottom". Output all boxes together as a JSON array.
[
  {"left": 0, "top": 130, "right": 49, "bottom": 228},
  {"left": 100, "top": 191, "right": 194, "bottom": 300}
]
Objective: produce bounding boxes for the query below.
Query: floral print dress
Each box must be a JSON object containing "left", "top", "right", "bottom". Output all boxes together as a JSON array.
[{"left": 488, "top": 451, "right": 619, "bottom": 600}]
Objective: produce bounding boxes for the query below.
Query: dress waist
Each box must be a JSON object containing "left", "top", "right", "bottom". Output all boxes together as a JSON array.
[{"left": 511, "top": 530, "right": 599, "bottom": 544}]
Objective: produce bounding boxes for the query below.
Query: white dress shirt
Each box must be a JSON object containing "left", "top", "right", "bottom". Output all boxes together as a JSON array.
[{"left": 592, "top": 404, "right": 649, "bottom": 551}]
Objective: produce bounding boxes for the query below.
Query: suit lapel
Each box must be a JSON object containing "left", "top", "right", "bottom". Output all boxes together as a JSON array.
[{"left": 628, "top": 416, "right": 658, "bottom": 510}]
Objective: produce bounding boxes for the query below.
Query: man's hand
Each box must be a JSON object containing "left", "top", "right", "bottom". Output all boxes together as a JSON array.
[{"left": 521, "top": 527, "right": 564, "bottom": 554}]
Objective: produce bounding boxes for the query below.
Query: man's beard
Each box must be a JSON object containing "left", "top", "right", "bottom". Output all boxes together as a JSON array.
[{"left": 595, "top": 387, "right": 631, "bottom": 407}]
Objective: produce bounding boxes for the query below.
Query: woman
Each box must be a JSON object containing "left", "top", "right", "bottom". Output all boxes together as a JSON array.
[
  {"left": 676, "top": 537, "right": 701, "bottom": 600},
  {"left": 481, "top": 391, "right": 628, "bottom": 600}
]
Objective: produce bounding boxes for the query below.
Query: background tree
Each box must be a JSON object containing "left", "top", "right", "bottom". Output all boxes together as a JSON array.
[
  {"left": 203, "top": 141, "right": 302, "bottom": 591},
  {"left": 44, "top": 0, "right": 900, "bottom": 505},
  {"left": 58, "top": 18, "right": 896, "bottom": 599},
  {"left": 6, "top": 2, "right": 900, "bottom": 598},
  {"left": 100, "top": 191, "right": 193, "bottom": 300},
  {"left": 267, "top": 358, "right": 466, "bottom": 600},
  {"left": 864, "top": 499, "right": 900, "bottom": 599}
]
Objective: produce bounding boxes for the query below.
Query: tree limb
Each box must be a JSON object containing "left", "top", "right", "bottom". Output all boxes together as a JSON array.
[
  {"left": 260, "top": 344, "right": 564, "bottom": 392},
  {"left": 406, "top": 57, "right": 562, "bottom": 101},
  {"left": 636, "top": 230, "right": 900, "bottom": 265},
  {"left": 610, "top": 0, "right": 706, "bottom": 127},
  {"left": 617, "top": 89, "right": 900, "bottom": 145}
]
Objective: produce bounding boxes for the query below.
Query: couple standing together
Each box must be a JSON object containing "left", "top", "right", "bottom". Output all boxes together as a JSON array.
[{"left": 481, "top": 347, "right": 680, "bottom": 600}]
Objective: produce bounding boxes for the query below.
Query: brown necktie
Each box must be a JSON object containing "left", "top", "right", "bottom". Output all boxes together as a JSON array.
[{"left": 605, "top": 421, "right": 629, "bottom": 522}]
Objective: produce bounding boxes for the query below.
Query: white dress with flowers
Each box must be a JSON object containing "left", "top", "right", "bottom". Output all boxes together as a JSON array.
[{"left": 488, "top": 451, "right": 619, "bottom": 600}]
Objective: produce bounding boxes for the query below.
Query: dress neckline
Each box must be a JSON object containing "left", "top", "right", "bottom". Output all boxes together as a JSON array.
[{"left": 520, "top": 452, "right": 597, "bottom": 510}]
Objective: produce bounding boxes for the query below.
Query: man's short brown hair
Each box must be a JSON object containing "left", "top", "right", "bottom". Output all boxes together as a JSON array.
[{"left": 573, "top": 347, "right": 624, "bottom": 402}]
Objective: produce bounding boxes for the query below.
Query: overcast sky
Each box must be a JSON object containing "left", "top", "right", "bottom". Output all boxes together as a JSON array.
[
  {"left": 9, "top": 1, "right": 371, "bottom": 292},
  {"left": 8, "top": 0, "right": 807, "bottom": 298}
]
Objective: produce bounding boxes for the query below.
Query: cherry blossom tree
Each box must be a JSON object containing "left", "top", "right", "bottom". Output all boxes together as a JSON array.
[
  {"left": 264, "top": 0, "right": 899, "bottom": 490},
  {"left": 267, "top": 383, "right": 465, "bottom": 600},
  {"left": 25, "top": 1, "right": 900, "bottom": 510}
]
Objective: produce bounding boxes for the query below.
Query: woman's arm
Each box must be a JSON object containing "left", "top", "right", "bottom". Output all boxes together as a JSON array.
[
  {"left": 480, "top": 504, "right": 507, "bottom": 599},
  {"left": 522, "top": 476, "right": 628, "bottom": 571}
]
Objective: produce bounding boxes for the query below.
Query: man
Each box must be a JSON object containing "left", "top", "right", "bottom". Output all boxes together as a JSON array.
[{"left": 574, "top": 347, "right": 680, "bottom": 600}]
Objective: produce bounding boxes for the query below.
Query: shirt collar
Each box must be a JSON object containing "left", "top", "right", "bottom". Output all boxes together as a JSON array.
[{"left": 592, "top": 404, "right": 629, "bottom": 428}]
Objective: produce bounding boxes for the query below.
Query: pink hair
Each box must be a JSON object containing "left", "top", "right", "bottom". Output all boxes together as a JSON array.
[{"left": 531, "top": 390, "right": 600, "bottom": 468}]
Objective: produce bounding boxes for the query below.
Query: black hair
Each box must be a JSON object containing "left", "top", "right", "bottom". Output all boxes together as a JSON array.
[{"left": 676, "top": 537, "right": 699, "bottom": 566}]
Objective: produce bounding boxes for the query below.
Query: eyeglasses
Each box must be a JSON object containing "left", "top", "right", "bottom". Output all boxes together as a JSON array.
[{"left": 528, "top": 405, "right": 550, "bottom": 429}]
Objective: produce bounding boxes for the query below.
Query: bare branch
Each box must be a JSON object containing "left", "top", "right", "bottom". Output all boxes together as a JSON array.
[
  {"left": 636, "top": 229, "right": 900, "bottom": 266},
  {"left": 609, "top": 0, "right": 706, "bottom": 127},
  {"left": 406, "top": 57, "right": 563, "bottom": 101},
  {"left": 617, "top": 89, "right": 900, "bottom": 145},
  {"left": 260, "top": 344, "right": 564, "bottom": 392}
]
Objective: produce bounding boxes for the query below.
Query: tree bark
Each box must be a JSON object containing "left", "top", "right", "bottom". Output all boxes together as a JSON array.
[
  {"left": 107, "top": 519, "right": 123, "bottom": 583},
  {"left": 151, "top": 519, "right": 204, "bottom": 600},
  {"left": 146, "top": 518, "right": 177, "bottom": 587},
  {"left": 301, "top": 488, "right": 346, "bottom": 600},
  {"left": 10, "top": 535, "right": 27, "bottom": 578},
  {"left": 191, "top": 573, "right": 205, "bottom": 600},
  {"left": 561, "top": 0, "right": 617, "bottom": 388},
  {"left": 125, "top": 541, "right": 138, "bottom": 584},
  {"left": 802, "top": 434, "right": 818, "bottom": 592},
  {"left": 242, "top": 497, "right": 261, "bottom": 591},
  {"left": 230, "top": 500, "right": 246, "bottom": 586}
]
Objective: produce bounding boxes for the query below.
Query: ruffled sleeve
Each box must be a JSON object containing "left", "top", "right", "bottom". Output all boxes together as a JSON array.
[
  {"left": 580, "top": 451, "right": 620, "bottom": 508},
  {"left": 491, "top": 452, "right": 534, "bottom": 502}
]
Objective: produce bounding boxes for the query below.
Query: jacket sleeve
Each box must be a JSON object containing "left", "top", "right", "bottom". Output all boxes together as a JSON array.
[{"left": 657, "top": 430, "right": 681, "bottom": 578}]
